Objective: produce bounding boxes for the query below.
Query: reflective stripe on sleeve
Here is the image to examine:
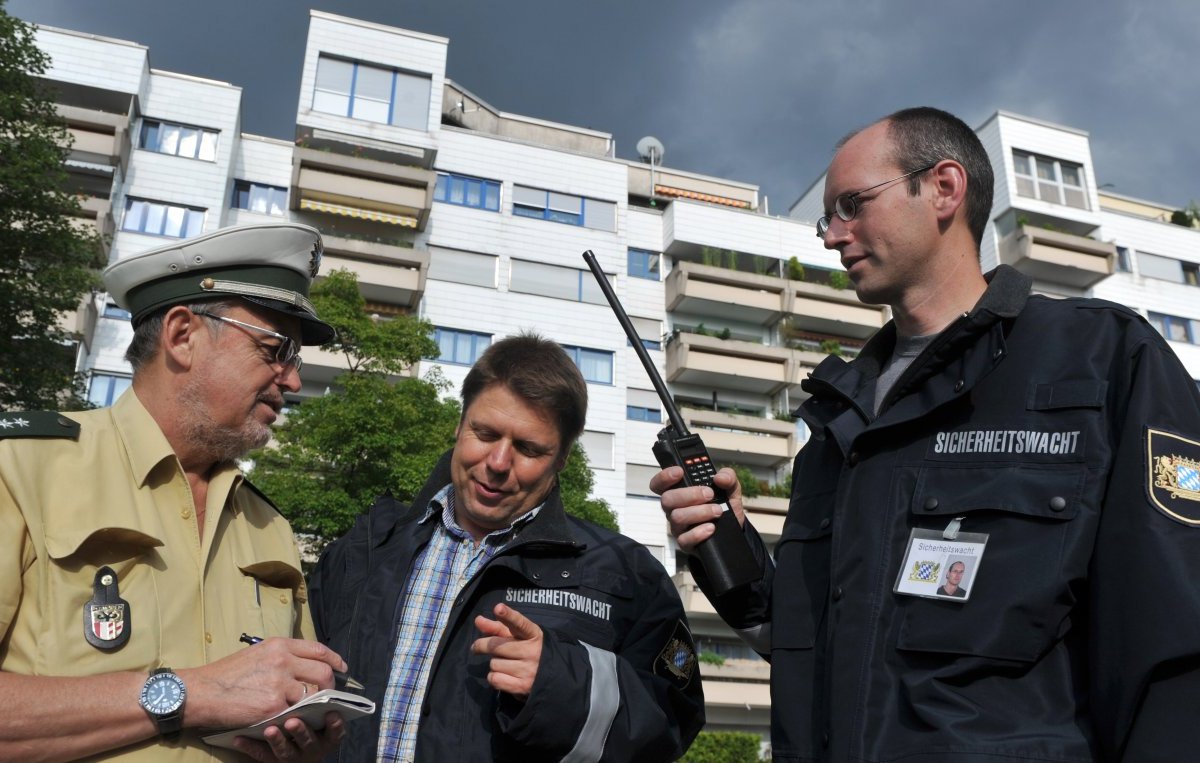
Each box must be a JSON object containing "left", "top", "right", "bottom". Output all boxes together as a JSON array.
[
  {"left": 561, "top": 643, "right": 619, "bottom": 763},
  {"left": 736, "top": 623, "right": 771, "bottom": 655}
]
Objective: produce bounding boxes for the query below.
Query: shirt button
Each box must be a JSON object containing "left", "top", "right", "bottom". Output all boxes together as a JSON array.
[
  {"left": 954, "top": 379, "right": 965, "bottom": 392},
  {"left": 180, "top": 508, "right": 191, "bottom": 520},
  {"left": 204, "top": 632, "right": 213, "bottom": 644},
  {"left": 819, "top": 517, "right": 831, "bottom": 530},
  {"left": 1049, "top": 496, "right": 1067, "bottom": 512},
  {"left": 924, "top": 498, "right": 939, "bottom": 511},
  {"left": 832, "top": 586, "right": 843, "bottom": 601},
  {"left": 560, "top": 570, "right": 570, "bottom": 578},
  {"left": 532, "top": 572, "right": 541, "bottom": 581},
  {"left": 993, "top": 348, "right": 1004, "bottom": 360},
  {"left": 847, "top": 451, "right": 859, "bottom": 467}
]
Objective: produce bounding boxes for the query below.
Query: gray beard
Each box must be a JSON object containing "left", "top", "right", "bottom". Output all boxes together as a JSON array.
[{"left": 177, "top": 377, "right": 272, "bottom": 465}]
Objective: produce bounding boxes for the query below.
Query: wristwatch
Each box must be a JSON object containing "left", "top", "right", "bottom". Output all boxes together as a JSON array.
[{"left": 139, "top": 668, "right": 186, "bottom": 739}]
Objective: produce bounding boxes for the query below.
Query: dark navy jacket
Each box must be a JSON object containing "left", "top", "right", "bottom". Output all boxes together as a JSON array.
[
  {"left": 309, "top": 451, "right": 705, "bottom": 762},
  {"left": 695, "top": 266, "right": 1200, "bottom": 762}
]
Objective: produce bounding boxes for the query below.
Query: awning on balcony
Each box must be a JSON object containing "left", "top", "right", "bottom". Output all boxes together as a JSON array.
[
  {"left": 654, "top": 185, "right": 750, "bottom": 208},
  {"left": 299, "top": 198, "right": 419, "bottom": 228}
]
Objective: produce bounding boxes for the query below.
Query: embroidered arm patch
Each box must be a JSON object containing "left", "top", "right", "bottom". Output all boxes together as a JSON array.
[{"left": 1147, "top": 428, "right": 1200, "bottom": 526}]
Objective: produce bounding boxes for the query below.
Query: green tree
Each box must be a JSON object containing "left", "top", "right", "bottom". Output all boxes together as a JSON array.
[
  {"left": 680, "top": 730, "right": 764, "bottom": 762},
  {"left": 0, "top": 3, "right": 104, "bottom": 410},
  {"left": 558, "top": 441, "right": 618, "bottom": 531},
  {"left": 250, "top": 269, "right": 459, "bottom": 543}
]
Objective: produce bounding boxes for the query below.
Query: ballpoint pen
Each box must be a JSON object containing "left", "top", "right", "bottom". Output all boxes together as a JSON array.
[{"left": 239, "top": 633, "right": 366, "bottom": 691}]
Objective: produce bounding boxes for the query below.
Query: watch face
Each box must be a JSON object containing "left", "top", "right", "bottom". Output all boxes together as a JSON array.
[{"left": 141, "top": 673, "right": 185, "bottom": 715}]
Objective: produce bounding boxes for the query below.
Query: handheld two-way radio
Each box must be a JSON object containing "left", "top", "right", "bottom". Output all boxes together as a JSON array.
[{"left": 582, "top": 250, "right": 761, "bottom": 596}]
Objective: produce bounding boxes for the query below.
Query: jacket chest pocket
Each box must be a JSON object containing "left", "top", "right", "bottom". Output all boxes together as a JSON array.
[
  {"left": 896, "top": 463, "right": 1090, "bottom": 662},
  {"left": 772, "top": 489, "right": 834, "bottom": 651}
]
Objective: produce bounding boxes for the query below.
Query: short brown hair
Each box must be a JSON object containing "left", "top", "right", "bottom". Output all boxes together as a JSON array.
[{"left": 460, "top": 332, "right": 588, "bottom": 453}]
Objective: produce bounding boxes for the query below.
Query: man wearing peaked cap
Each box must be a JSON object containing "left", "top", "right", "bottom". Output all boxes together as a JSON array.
[{"left": 0, "top": 223, "right": 348, "bottom": 762}]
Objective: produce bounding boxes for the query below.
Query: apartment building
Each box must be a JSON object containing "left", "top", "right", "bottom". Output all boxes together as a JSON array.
[{"left": 35, "top": 12, "right": 1200, "bottom": 752}]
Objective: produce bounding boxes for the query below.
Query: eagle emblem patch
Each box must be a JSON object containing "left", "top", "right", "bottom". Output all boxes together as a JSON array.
[
  {"left": 1147, "top": 428, "right": 1200, "bottom": 526},
  {"left": 654, "top": 620, "right": 697, "bottom": 688}
]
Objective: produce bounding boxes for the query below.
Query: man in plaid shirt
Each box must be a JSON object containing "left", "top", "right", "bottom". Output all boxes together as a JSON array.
[{"left": 310, "top": 333, "right": 705, "bottom": 762}]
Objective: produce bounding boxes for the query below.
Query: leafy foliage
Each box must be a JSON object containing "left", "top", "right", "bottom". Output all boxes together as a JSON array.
[
  {"left": 558, "top": 442, "right": 618, "bottom": 532},
  {"left": 0, "top": 3, "right": 104, "bottom": 410},
  {"left": 680, "top": 731, "right": 765, "bottom": 762},
  {"left": 250, "top": 269, "right": 458, "bottom": 543}
]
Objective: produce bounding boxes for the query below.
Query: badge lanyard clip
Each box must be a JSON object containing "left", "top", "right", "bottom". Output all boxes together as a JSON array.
[{"left": 942, "top": 516, "right": 966, "bottom": 540}]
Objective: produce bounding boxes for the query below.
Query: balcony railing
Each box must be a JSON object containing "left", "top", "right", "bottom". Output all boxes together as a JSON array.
[
  {"left": 682, "top": 407, "right": 795, "bottom": 469},
  {"left": 320, "top": 236, "right": 429, "bottom": 310},
  {"left": 999, "top": 224, "right": 1115, "bottom": 289},
  {"left": 291, "top": 145, "right": 436, "bottom": 231}
]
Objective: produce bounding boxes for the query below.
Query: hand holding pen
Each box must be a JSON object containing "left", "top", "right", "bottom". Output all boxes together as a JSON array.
[{"left": 240, "top": 633, "right": 365, "bottom": 692}]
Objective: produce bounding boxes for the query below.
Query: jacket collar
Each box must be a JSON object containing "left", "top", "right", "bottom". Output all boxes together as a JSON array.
[{"left": 798, "top": 265, "right": 1032, "bottom": 426}]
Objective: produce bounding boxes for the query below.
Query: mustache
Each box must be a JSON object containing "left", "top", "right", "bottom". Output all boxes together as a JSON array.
[{"left": 256, "top": 392, "right": 285, "bottom": 412}]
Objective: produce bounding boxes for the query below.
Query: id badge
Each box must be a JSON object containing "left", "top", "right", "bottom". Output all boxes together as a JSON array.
[{"left": 893, "top": 520, "right": 987, "bottom": 603}]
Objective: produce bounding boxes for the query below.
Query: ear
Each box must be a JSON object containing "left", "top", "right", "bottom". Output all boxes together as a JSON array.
[
  {"left": 928, "top": 159, "right": 969, "bottom": 225},
  {"left": 160, "top": 306, "right": 205, "bottom": 371}
]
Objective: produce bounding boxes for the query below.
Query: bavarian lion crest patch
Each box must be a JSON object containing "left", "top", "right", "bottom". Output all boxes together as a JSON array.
[
  {"left": 654, "top": 620, "right": 697, "bottom": 688},
  {"left": 1147, "top": 428, "right": 1200, "bottom": 526}
]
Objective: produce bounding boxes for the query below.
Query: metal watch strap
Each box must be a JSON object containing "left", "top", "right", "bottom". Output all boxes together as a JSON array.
[{"left": 145, "top": 668, "right": 184, "bottom": 739}]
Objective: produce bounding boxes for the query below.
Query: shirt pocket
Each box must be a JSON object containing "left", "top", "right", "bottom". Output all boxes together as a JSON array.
[
  {"left": 237, "top": 559, "right": 305, "bottom": 638},
  {"left": 502, "top": 559, "right": 629, "bottom": 648},
  {"left": 43, "top": 523, "right": 163, "bottom": 675},
  {"left": 895, "top": 463, "right": 1087, "bottom": 663},
  {"left": 771, "top": 488, "right": 834, "bottom": 651}
]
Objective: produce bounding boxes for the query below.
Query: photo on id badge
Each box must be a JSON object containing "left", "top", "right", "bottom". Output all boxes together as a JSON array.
[{"left": 893, "top": 527, "right": 988, "bottom": 603}]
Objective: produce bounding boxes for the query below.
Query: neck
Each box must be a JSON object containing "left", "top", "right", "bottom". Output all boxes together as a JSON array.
[{"left": 891, "top": 246, "right": 987, "bottom": 337}]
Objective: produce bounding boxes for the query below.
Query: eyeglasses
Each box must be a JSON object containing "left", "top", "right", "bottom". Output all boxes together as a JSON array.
[
  {"left": 816, "top": 162, "right": 938, "bottom": 238},
  {"left": 197, "top": 313, "right": 303, "bottom": 373}
]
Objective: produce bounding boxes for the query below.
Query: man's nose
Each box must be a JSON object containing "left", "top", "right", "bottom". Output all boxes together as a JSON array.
[
  {"left": 276, "top": 363, "right": 302, "bottom": 393},
  {"left": 485, "top": 440, "right": 512, "bottom": 472},
  {"left": 822, "top": 216, "right": 850, "bottom": 250}
]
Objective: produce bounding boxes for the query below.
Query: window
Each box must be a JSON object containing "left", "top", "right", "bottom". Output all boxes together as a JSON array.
[
  {"left": 313, "top": 55, "right": 431, "bottom": 130},
  {"left": 1148, "top": 312, "right": 1200, "bottom": 344},
  {"left": 627, "top": 405, "right": 662, "bottom": 423},
  {"left": 625, "top": 464, "right": 660, "bottom": 497},
  {"left": 1012, "top": 150, "right": 1087, "bottom": 209},
  {"left": 1184, "top": 262, "right": 1199, "bottom": 287},
  {"left": 427, "top": 247, "right": 497, "bottom": 287},
  {"left": 629, "top": 316, "right": 662, "bottom": 351},
  {"left": 232, "top": 181, "right": 288, "bottom": 216},
  {"left": 103, "top": 303, "right": 131, "bottom": 320},
  {"left": 1138, "top": 252, "right": 1185, "bottom": 283},
  {"left": 434, "top": 328, "right": 491, "bottom": 365},
  {"left": 510, "top": 259, "right": 611, "bottom": 304},
  {"left": 434, "top": 173, "right": 500, "bottom": 211},
  {"left": 140, "top": 119, "right": 218, "bottom": 161},
  {"left": 562, "top": 345, "right": 613, "bottom": 384},
  {"left": 87, "top": 373, "right": 131, "bottom": 407},
  {"left": 1115, "top": 246, "right": 1132, "bottom": 273},
  {"left": 628, "top": 248, "right": 660, "bottom": 280},
  {"left": 578, "top": 430, "right": 614, "bottom": 470},
  {"left": 512, "top": 185, "right": 616, "bottom": 231},
  {"left": 122, "top": 198, "right": 204, "bottom": 238}
]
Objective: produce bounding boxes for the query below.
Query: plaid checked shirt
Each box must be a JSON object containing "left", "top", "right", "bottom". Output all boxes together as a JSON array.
[{"left": 376, "top": 485, "right": 540, "bottom": 763}]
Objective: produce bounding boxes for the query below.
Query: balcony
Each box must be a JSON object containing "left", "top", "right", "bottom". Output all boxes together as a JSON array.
[
  {"left": 682, "top": 408, "right": 795, "bottom": 469},
  {"left": 299, "top": 344, "right": 419, "bottom": 390},
  {"left": 665, "top": 261, "right": 786, "bottom": 326},
  {"left": 999, "top": 224, "right": 1115, "bottom": 289},
  {"left": 787, "top": 280, "right": 887, "bottom": 339},
  {"left": 320, "top": 236, "right": 429, "bottom": 310},
  {"left": 666, "top": 332, "right": 789, "bottom": 395},
  {"left": 291, "top": 145, "right": 436, "bottom": 231},
  {"left": 742, "top": 495, "right": 788, "bottom": 544},
  {"left": 57, "top": 104, "right": 132, "bottom": 179}
]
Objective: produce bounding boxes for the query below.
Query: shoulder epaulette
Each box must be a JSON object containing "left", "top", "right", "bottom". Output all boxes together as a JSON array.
[
  {"left": 0, "top": 411, "right": 81, "bottom": 440},
  {"left": 239, "top": 477, "right": 283, "bottom": 516}
]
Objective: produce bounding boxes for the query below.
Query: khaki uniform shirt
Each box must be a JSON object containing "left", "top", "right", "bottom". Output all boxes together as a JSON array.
[{"left": 0, "top": 389, "right": 315, "bottom": 762}]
